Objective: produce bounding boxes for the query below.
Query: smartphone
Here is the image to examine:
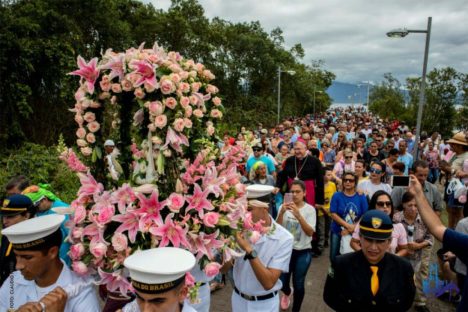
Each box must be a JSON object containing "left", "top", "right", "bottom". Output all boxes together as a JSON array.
[
  {"left": 284, "top": 193, "right": 293, "bottom": 205},
  {"left": 392, "top": 175, "right": 410, "bottom": 187}
]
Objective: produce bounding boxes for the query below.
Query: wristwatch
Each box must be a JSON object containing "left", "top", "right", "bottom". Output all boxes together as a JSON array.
[{"left": 244, "top": 249, "right": 258, "bottom": 261}]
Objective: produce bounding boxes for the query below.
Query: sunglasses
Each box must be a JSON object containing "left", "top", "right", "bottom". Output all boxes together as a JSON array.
[
  {"left": 376, "top": 201, "right": 392, "bottom": 207},
  {"left": 370, "top": 168, "right": 383, "bottom": 174},
  {"left": 345, "top": 156, "right": 353, "bottom": 159},
  {"left": 343, "top": 178, "right": 355, "bottom": 183},
  {"left": 253, "top": 148, "right": 262, "bottom": 152}
]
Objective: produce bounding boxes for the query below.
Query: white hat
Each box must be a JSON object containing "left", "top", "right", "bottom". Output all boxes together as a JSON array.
[
  {"left": 2, "top": 214, "right": 64, "bottom": 249},
  {"left": 246, "top": 184, "right": 274, "bottom": 199},
  {"left": 104, "top": 139, "right": 115, "bottom": 147},
  {"left": 124, "top": 247, "right": 195, "bottom": 294}
]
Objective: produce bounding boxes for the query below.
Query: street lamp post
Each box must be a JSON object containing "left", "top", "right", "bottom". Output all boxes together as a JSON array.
[
  {"left": 313, "top": 86, "right": 323, "bottom": 117},
  {"left": 387, "top": 17, "right": 432, "bottom": 159},
  {"left": 277, "top": 66, "right": 296, "bottom": 124}
]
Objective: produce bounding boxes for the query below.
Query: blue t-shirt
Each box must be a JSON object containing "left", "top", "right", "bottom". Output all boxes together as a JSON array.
[
  {"left": 330, "top": 192, "right": 368, "bottom": 235},
  {"left": 397, "top": 153, "right": 413, "bottom": 175},
  {"left": 246, "top": 155, "right": 276, "bottom": 175},
  {"left": 37, "top": 200, "right": 71, "bottom": 266},
  {"left": 443, "top": 228, "right": 468, "bottom": 312}
]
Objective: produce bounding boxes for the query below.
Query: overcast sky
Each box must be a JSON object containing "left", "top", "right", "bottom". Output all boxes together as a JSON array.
[{"left": 148, "top": 0, "right": 468, "bottom": 84}]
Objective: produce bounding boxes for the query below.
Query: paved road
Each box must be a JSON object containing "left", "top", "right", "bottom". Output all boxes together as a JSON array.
[{"left": 211, "top": 245, "right": 456, "bottom": 312}]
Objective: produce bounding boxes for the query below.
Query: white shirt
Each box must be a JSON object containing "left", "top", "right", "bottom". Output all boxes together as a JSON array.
[
  {"left": 233, "top": 218, "right": 293, "bottom": 296},
  {"left": 0, "top": 262, "right": 100, "bottom": 312},
  {"left": 123, "top": 300, "right": 197, "bottom": 312},
  {"left": 279, "top": 203, "right": 316, "bottom": 250},
  {"left": 357, "top": 180, "right": 392, "bottom": 200}
]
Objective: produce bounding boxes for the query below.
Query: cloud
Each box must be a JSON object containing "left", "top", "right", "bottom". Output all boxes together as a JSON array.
[{"left": 147, "top": 0, "right": 468, "bottom": 83}]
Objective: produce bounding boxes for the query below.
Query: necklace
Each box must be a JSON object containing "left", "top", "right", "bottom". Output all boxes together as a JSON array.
[{"left": 294, "top": 155, "right": 308, "bottom": 180}]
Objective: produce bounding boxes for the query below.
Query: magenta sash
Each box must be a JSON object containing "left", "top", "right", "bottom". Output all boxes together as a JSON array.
[{"left": 287, "top": 177, "right": 316, "bottom": 206}]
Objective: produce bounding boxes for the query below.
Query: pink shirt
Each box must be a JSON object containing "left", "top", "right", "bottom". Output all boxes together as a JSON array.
[{"left": 352, "top": 221, "right": 407, "bottom": 254}]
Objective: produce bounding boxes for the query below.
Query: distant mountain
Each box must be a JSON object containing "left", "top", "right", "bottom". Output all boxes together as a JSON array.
[{"left": 326, "top": 81, "right": 371, "bottom": 105}]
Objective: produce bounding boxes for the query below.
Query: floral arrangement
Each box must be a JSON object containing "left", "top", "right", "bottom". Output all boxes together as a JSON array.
[{"left": 65, "top": 43, "right": 265, "bottom": 297}]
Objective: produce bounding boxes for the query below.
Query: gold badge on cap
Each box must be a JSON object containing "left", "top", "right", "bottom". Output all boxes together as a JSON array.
[
  {"left": 372, "top": 218, "right": 382, "bottom": 229},
  {"left": 2, "top": 199, "right": 9, "bottom": 207}
]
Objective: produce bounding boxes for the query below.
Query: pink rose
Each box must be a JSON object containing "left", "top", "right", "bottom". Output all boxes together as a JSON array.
[
  {"left": 90, "top": 241, "right": 108, "bottom": 259},
  {"left": 77, "top": 139, "right": 87, "bottom": 147},
  {"left": 210, "top": 109, "right": 223, "bottom": 119},
  {"left": 101, "top": 75, "right": 110, "bottom": 83},
  {"left": 167, "top": 193, "right": 185, "bottom": 212},
  {"left": 95, "top": 205, "right": 115, "bottom": 225},
  {"left": 180, "top": 96, "right": 190, "bottom": 108},
  {"left": 173, "top": 118, "right": 185, "bottom": 132},
  {"left": 80, "top": 147, "right": 92, "bottom": 156},
  {"left": 183, "top": 118, "right": 192, "bottom": 129},
  {"left": 134, "top": 87, "right": 145, "bottom": 99},
  {"left": 206, "top": 84, "right": 219, "bottom": 94},
  {"left": 71, "top": 227, "right": 84, "bottom": 240},
  {"left": 75, "top": 89, "right": 86, "bottom": 101},
  {"left": 69, "top": 243, "right": 85, "bottom": 260},
  {"left": 74, "top": 114, "right": 84, "bottom": 125},
  {"left": 72, "top": 261, "right": 88, "bottom": 275},
  {"left": 189, "top": 95, "right": 199, "bottom": 105},
  {"left": 189, "top": 70, "right": 197, "bottom": 78},
  {"left": 169, "top": 63, "right": 181, "bottom": 73},
  {"left": 111, "top": 83, "right": 122, "bottom": 93},
  {"left": 89, "top": 101, "right": 101, "bottom": 108},
  {"left": 87, "top": 121, "right": 101, "bottom": 133},
  {"left": 170, "top": 73, "right": 181, "bottom": 83},
  {"left": 160, "top": 78, "right": 175, "bottom": 94},
  {"left": 193, "top": 109, "right": 203, "bottom": 118},
  {"left": 154, "top": 115, "right": 167, "bottom": 129},
  {"left": 111, "top": 232, "right": 128, "bottom": 252},
  {"left": 195, "top": 63, "right": 204, "bottom": 72},
  {"left": 191, "top": 82, "right": 201, "bottom": 92},
  {"left": 204, "top": 262, "right": 221, "bottom": 278},
  {"left": 203, "top": 69, "right": 215, "bottom": 80},
  {"left": 179, "top": 71, "right": 189, "bottom": 80},
  {"left": 178, "top": 82, "right": 191, "bottom": 94},
  {"left": 148, "top": 101, "right": 164, "bottom": 116},
  {"left": 203, "top": 212, "right": 220, "bottom": 227},
  {"left": 83, "top": 112, "right": 96, "bottom": 123},
  {"left": 212, "top": 96, "right": 222, "bottom": 106},
  {"left": 100, "top": 80, "right": 111, "bottom": 92},
  {"left": 86, "top": 133, "right": 96, "bottom": 144},
  {"left": 165, "top": 97, "right": 177, "bottom": 110},
  {"left": 185, "top": 106, "right": 193, "bottom": 118},
  {"left": 76, "top": 127, "right": 86, "bottom": 139},
  {"left": 121, "top": 79, "right": 133, "bottom": 91},
  {"left": 144, "top": 82, "right": 156, "bottom": 93}
]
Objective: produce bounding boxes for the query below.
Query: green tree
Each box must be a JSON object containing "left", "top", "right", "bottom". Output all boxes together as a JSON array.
[
  {"left": 455, "top": 73, "right": 468, "bottom": 130},
  {"left": 406, "top": 67, "right": 458, "bottom": 137},
  {"left": 368, "top": 73, "right": 406, "bottom": 120}
]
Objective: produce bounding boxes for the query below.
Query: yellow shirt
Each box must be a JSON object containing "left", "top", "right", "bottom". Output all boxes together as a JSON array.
[{"left": 320, "top": 181, "right": 337, "bottom": 216}]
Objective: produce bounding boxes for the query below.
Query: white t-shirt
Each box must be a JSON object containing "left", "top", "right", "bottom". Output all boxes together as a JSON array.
[
  {"left": 280, "top": 202, "right": 316, "bottom": 250},
  {"left": 357, "top": 180, "right": 392, "bottom": 200}
]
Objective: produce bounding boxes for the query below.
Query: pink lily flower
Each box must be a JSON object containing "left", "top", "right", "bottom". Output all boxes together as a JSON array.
[
  {"left": 190, "top": 231, "right": 224, "bottom": 260},
  {"left": 111, "top": 183, "right": 137, "bottom": 214},
  {"left": 100, "top": 52, "right": 126, "bottom": 81},
  {"left": 129, "top": 59, "right": 157, "bottom": 88},
  {"left": 77, "top": 173, "right": 104, "bottom": 199},
  {"left": 202, "top": 165, "right": 226, "bottom": 198},
  {"left": 150, "top": 213, "right": 190, "bottom": 248},
  {"left": 82, "top": 223, "right": 106, "bottom": 244},
  {"left": 134, "top": 190, "right": 166, "bottom": 225},
  {"left": 69, "top": 56, "right": 100, "bottom": 94},
  {"left": 98, "top": 268, "right": 133, "bottom": 297},
  {"left": 113, "top": 210, "right": 141, "bottom": 243},
  {"left": 163, "top": 127, "right": 189, "bottom": 153},
  {"left": 186, "top": 184, "right": 214, "bottom": 218}
]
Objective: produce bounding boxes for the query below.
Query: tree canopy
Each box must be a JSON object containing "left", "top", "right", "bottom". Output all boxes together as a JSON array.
[{"left": 0, "top": 0, "right": 334, "bottom": 147}]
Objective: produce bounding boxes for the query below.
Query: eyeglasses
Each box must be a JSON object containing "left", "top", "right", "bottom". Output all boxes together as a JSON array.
[
  {"left": 253, "top": 148, "right": 262, "bottom": 152},
  {"left": 345, "top": 156, "right": 353, "bottom": 159},
  {"left": 376, "top": 201, "right": 392, "bottom": 207},
  {"left": 370, "top": 168, "right": 383, "bottom": 174},
  {"left": 343, "top": 178, "right": 355, "bottom": 183}
]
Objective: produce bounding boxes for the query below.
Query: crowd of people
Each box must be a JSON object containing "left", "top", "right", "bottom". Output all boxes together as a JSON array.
[{"left": 0, "top": 106, "right": 468, "bottom": 311}]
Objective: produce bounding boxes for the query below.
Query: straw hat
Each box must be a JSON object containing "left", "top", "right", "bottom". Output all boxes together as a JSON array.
[{"left": 447, "top": 132, "right": 468, "bottom": 146}]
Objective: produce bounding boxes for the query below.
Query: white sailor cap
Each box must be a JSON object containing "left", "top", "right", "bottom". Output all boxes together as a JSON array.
[
  {"left": 2, "top": 214, "right": 64, "bottom": 250},
  {"left": 246, "top": 184, "right": 274, "bottom": 199},
  {"left": 104, "top": 139, "right": 115, "bottom": 146},
  {"left": 124, "top": 247, "right": 196, "bottom": 294}
]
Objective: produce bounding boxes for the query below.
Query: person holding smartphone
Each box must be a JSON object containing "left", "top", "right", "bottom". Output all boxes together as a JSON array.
[{"left": 276, "top": 180, "right": 316, "bottom": 312}]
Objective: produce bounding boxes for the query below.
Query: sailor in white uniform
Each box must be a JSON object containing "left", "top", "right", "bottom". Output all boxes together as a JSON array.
[
  {"left": 224, "top": 185, "right": 294, "bottom": 312},
  {"left": 121, "top": 247, "right": 197, "bottom": 312},
  {"left": 0, "top": 214, "right": 100, "bottom": 312}
]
